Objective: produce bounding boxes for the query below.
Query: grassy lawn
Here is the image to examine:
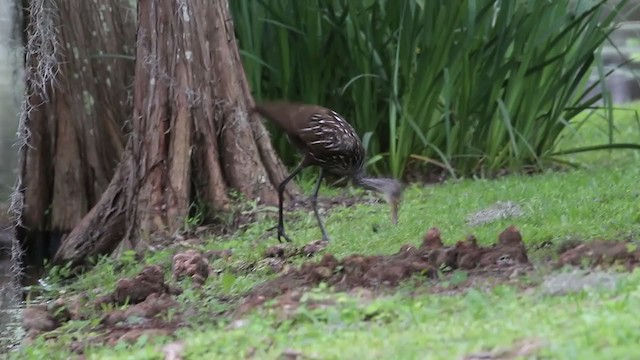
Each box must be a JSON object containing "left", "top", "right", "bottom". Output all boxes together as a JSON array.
[{"left": 11, "top": 102, "right": 640, "bottom": 359}]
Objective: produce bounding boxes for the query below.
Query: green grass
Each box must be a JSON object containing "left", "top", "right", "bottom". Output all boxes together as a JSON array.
[
  {"left": 20, "top": 270, "right": 640, "bottom": 359},
  {"left": 74, "top": 273, "right": 640, "bottom": 359},
  {"left": 11, "top": 102, "right": 640, "bottom": 359},
  {"left": 555, "top": 104, "right": 640, "bottom": 167}
]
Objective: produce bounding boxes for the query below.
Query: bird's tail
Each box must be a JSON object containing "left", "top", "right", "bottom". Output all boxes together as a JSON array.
[
  {"left": 248, "top": 104, "right": 261, "bottom": 117},
  {"left": 250, "top": 101, "right": 299, "bottom": 133},
  {"left": 250, "top": 103, "right": 276, "bottom": 122}
]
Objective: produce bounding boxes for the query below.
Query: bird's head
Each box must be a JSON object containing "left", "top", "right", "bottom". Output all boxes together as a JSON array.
[{"left": 355, "top": 176, "right": 404, "bottom": 225}]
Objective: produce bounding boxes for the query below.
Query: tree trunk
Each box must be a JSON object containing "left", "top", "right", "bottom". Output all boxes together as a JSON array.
[
  {"left": 16, "top": 0, "right": 135, "bottom": 281},
  {"left": 53, "top": 0, "right": 294, "bottom": 265}
]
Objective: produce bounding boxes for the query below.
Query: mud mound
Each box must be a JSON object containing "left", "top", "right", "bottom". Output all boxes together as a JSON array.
[
  {"left": 25, "top": 261, "right": 204, "bottom": 351},
  {"left": 100, "top": 292, "right": 178, "bottom": 326},
  {"left": 556, "top": 239, "right": 640, "bottom": 270},
  {"left": 94, "top": 265, "right": 181, "bottom": 306},
  {"left": 241, "top": 226, "right": 531, "bottom": 312},
  {"left": 172, "top": 250, "right": 210, "bottom": 287}
]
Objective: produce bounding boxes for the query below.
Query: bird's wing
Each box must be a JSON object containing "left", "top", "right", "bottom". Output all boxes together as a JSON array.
[
  {"left": 298, "top": 110, "right": 365, "bottom": 173},
  {"left": 298, "top": 110, "right": 360, "bottom": 154}
]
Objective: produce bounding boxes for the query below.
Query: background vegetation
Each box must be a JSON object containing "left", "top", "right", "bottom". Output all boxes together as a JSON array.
[{"left": 232, "top": 0, "right": 637, "bottom": 179}]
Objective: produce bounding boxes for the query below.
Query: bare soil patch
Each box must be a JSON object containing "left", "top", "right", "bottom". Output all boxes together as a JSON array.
[
  {"left": 237, "top": 228, "right": 640, "bottom": 314},
  {"left": 238, "top": 226, "right": 533, "bottom": 314},
  {"left": 22, "top": 264, "right": 185, "bottom": 352},
  {"left": 556, "top": 239, "right": 640, "bottom": 270}
]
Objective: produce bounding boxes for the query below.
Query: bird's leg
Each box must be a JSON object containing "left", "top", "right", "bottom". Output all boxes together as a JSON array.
[
  {"left": 275, "top": 161, "right": 306, "bottom": 243},
  {"left": 310, "top": 169, "right": 330, "bottom": 242}
]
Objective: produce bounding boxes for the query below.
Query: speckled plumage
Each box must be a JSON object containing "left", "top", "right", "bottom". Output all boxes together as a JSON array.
[
  {"left": 254, "top": 101, "right": 402, "bottom": 243},
  {"left": 254, "top": 102, "right": 365, "bottom": 177}
]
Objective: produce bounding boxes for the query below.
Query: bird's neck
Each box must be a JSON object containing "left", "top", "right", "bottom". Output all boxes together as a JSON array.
[
  {"left": 352, "top": 169, "right": 366, "bottom": 184},
  {"left": 352, "top": 170, "right": 401, "bottom": 225},
  {"left": 352, "top": 172, "right": 385, "bottom": 192}
]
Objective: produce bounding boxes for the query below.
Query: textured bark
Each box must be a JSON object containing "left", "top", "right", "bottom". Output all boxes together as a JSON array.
[
  {"left": 51, "top": 153, "right": 128, "bottom": 267},
  {"left": 122, "top": 0, "right": 292, "bottom": 246},
  {"left": 210, "top": 0, "right": 291, "bottom": 204},
  {"left": 54, "top": 0, "right": 293, "bottom": 262},
  {"left": 18, "top": 86, "right": 52, "bottom": 281},
  {"left": 17, "top": 0, "right": 135, "bottom": 281}
]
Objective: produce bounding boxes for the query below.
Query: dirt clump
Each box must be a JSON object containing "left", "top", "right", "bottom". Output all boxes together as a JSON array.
[
  {"left": 95, "top": 265, "right": 180, "bottom": 306},
  {"left": 60, "top": 265, "right": 186, "bottom": 350},
  {"left": 264, "top": 244, "right": 292, "bottom": 258},
  {"left": 22, "top": 293, "right": 91, "bottom": 337},
  {"left": 301, "top": 240, "right": 328, "bottom": 256},
  {"left": 58, "top": 293, "right": 90, "bottom": 321},
  {"left": 22, "top": 305, "right": 60, "bottom": 335},
  {"left": 46, "top": 297, "right": 74, "bottom": 323},
  {"left": 101, "top": 292, "right": 178, "bottom": 326},
  {"left": 172, "top": 250, "right": 210, "bottom": 287},
  {"left": 240, "top": 226, "right": 531, "bottom": 313},
  {"left": 556, "top": 239, "right": 640, "bottom": 270}
]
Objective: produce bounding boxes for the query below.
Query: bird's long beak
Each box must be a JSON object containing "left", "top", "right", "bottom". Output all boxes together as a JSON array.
[
  {"left": 391, "top": 200, "right": 399, "bottom": 225},
  {"left": 382, "top": 191, "right": 400, "bottom": 225}
]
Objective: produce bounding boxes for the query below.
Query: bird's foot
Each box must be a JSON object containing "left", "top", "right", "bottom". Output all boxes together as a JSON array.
[
  {"left": 277, "top": 227, "right": 293, "bottom": 243},
  {"left": 265, "top": 225, "right": 293, "bottom": 243},
  {"left": 318, "top": 229, "right": 330, "bottom": 243}
]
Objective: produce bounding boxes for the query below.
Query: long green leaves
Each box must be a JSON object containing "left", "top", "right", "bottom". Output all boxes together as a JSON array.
[{"left": 232, "top": 0, "right": 633, "bottom": 178}]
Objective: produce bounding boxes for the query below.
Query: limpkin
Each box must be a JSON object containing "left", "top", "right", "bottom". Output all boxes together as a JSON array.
[{"left": 253, "top": 101, "right": 403, "bottom": 243}]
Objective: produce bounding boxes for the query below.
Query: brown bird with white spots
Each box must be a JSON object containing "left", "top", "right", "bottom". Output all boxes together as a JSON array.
[{"left": 253, "top": 101, "right": 403, "bottom": 243}]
